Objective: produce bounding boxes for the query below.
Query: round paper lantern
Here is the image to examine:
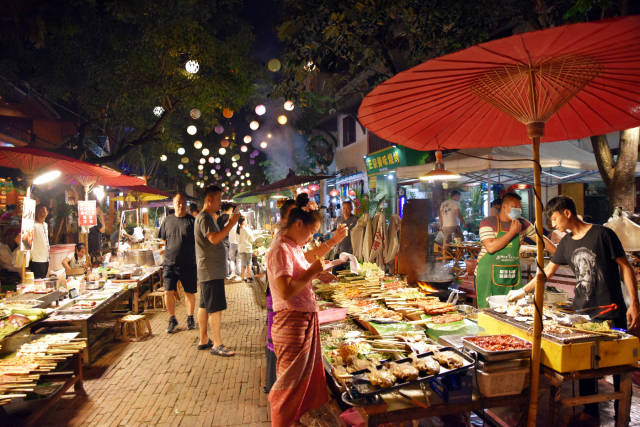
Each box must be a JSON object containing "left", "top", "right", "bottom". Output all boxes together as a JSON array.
[
  {"left": 187, "top": 125, "right": 197, "bottom": 135},
  {"left": 190, "top": 108, "right": 201, "bottom": 119},
  {"left": 329, "top": 189, "right": 339, "bottom": 197},
  {"left": 267, "top": 58, "right": 281, "bottom": 72},
  {"left": 220, "top": 139, "right": 229, "bottom": 148},
  {"left": 232, "top": 162, "right": 238, "bottom": 168},
  {"left": 153, "top": 106, "right": 164, "bottom": 117},
  {"left": 222, "top": 108, "right": 234, "bottom": 118},
  {"left": 348, "top": 189, "right": 357, "bottom": 196},
  {"left": 247, "top": 179, "right": 252, "bottom": 185},
  {"left": 198, "top": 165, "right": 204, "bottom": 170},
  {"left": 260, "top": 141, "right": 268, "bottom": 149},
  {"left": 255, "top": 105, "right": 266, "bottom": 116},
  {"left": 219, "top": 147, "right": 227, "bottom": 155},
  {"left": 193, "top": 140, "right": 203, "bottom": 149},
  {"left": 238, "top": 166, "right": 243, "bottom": 171},
  {"left": 214, "top": 125, "right": 224, "bottom": 134},
  {"left": 202, "top": 148, "right": 210, "bottom": 156},
  {"left": 199, "top": 158, "right": 206, "bottom": 164},
  {"left": 178, "top": 164, "right": 184, "bottom": 170},
  {"left": 240, "top": 145, "right": 248, "bottom": 153},
  {"left": 160, "top": 154, "right": 167, "bottom": 162},
  {"left": 277, "top": 115, "right": 288, "bottom": 125},
  {"left": 226, "top": 171, "right": 231, "bottom": 177},
  {"left": 284, "top": 100, "right": 294, "bottom": 111},
  {"left": 214, "top": 157, "right": 221, "bottom": 164},
  {"left": 185, "top": 60, "right": 199, "bottom": 74},
  {"left": 249, "top": 121, "right": 259, "bottom": 131},
  {"left": 243, "top": 135, "right": 252, "bottom": 144},
  {"left": 177, "top": 147, "right": 185, "bottom": 155},
  {"left": 208, "top": 157, "right": 215, "bottom": 163},
  {"left": 309, "top": 184, "right": 319, "bottom": 192}
]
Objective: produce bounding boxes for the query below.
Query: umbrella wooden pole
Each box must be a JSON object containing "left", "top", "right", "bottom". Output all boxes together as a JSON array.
[{"left": 527, "top": 134, "right": 546, "bottom": 426}]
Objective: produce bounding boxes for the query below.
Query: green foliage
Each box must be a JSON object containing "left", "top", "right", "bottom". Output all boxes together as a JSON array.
[{"left": 0, "top": 0, "right": 258, "bottom": 187}]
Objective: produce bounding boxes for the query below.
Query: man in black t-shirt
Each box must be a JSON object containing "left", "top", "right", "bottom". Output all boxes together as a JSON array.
[
  {"left": 513, "top": 195, "right": 639, "bottom": 420},
  {"left": 159, "top": 192, "right": 197, "bottom": 333}
]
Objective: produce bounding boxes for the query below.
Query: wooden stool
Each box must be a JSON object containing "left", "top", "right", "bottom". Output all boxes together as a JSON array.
[
  {"left": 145, "top": 291, "right": 166, "bottom": 310},
  {"left": 116, "top": 314, "right": 152, "bottom": 341}
]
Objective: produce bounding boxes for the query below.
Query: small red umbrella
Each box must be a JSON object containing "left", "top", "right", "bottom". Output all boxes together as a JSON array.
[
  {"left": 0, "top": 147, "right": 145, "bottom": 190},
  {"left": 359, "top": 16, "right": 640, "bottom": 426}
]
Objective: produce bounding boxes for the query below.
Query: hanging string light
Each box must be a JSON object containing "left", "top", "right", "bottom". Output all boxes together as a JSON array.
[
  {"left": 219, "top": 147, "right": 227, "bottom": 155},
  {"left": 194, "top": 140, "right": 203, "bottom": 149},
  {"left": 177, "top": 147, "right": 185, "bottom": 155},
  {"left": 243, "top": 135, "right": 252, "bottom": 143},
  {"left": 260, "top": 141, "right": 268, "bottom": 149},
  {"left": 284, "top": 100, "right": 295, "bottom": 111},
  {"left": 160, "top": 154, "right": 167, "bottom": 161},
  {"left": 255, "top": 105, "right": 266, "bottom": 116},
  {"left": 202, "top": 148, "right": 210, "bottom": 156},
  {"left": 240, "top": 145, "right": 248, "bottom": 153},
  {"left": 249, "top": 121, "right": 259, "bottom": 130},
  {"left": 187, "top": 125, "right": 197, "bottom": 135}
]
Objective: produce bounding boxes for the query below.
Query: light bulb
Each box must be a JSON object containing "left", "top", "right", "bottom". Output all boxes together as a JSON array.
[
  {"left": 232, "top": 162, "right": 238, "bottom": 168},
  {"left": 240, "top": 145, "right": 248, "bottom": 152},
  {"left": 284, "top": 100, "right": 294, "bottom": 111},
  {"left": 208, "top": 157, "right": 214, "bottom": 163},
  {"left": 187, "top": 125, "right": 197, "bottom": 135},
  {"left": 255, "top": 105, "right": 266, "bottom": 116},
  {"left": 214, "top": 157, "right": 221, "bottom": 163},
  {"left": 219, "top": 147, "right": 226, "bottom": 155},
  {"left": 202, "top": 148, "right": 210, "bottom": 156},
  {"left": 178, "top": 164, "right": 184, "bottom": 170},
  {"left": 243, "top": 135, "right": 252, "bottom": 143},
  {"left": 249, "top": 121, "right": 259, "bottom": 130},
  {"left": 260, "top": 141, "right": 268, "bottom": 149},
  {"left": 193, "top": 140, "right": 203, "bottom": 149},
  {"left": 185, "top": 60, "right": 199, "bottom": 74},
  {"left": 277, "top": 115, "right": 287, "bottom": 125},
  {"left": 177, "top": 147, "right": 185, "bottom": 155},
  {"left": 198, "top": 165, "right": 204, "bottom": 170},
  {"left": 199, "top": 158, "right": 205, "bottom": 164},
  {"left": 160, "top": 154, "right": 167, "bottom": 161}
]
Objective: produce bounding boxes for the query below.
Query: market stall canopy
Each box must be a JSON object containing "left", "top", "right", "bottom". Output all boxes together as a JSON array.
[
  {"left": 232, "top": 191, "right": 264, "bottom": 204},
  {"left": 111, "top": 185, "right": 169, "bottom": 202},
  {"left": 397, "top": 140, "right": 640, "bottom": 185},
  {"left": 240, "top": 169, "right": 333, "bottom": 197},
  {"left": 0, "top": 147, "right": 144, "bottom": 187}
]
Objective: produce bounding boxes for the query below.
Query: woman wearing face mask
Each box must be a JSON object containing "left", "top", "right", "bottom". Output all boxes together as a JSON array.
[
  {"left": 266, "top": 202, "right": 345, "bottom": 427},
  {"left": 475, "top": 192, "right": 556, "bottom": 308}
]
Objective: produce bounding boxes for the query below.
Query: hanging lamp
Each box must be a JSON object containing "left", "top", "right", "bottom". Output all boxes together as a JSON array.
[{"left": 419, "top": 150, "right": 461, "bottom": 181}]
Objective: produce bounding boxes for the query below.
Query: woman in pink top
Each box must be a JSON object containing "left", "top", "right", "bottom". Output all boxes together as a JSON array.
[{"left": 267, "top": 203, "right": 346, "bottom": 427}]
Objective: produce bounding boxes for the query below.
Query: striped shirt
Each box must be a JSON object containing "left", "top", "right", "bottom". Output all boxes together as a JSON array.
[{"left": 477, "top": 216, "right": 536, "bottom": 264}]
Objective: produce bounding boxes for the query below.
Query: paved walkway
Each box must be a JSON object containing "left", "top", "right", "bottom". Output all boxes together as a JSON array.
[{"left": 44, "top": 280, "right": 271, "bottom": 427}]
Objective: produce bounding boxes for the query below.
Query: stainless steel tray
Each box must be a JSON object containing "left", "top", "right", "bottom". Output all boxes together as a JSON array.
[
  {"left": 462, "top": 335, "right": 532, "bottom": 361},
  {"left": 348, "top": 346, "right": 474, "bottom": 398}
]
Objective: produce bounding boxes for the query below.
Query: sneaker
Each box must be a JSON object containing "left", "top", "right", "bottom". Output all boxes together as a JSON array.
[
  {"left": 186, "top": 316, "right": 196, "bottom": 330},
  {"left": 166, "top": 317, "right": 178, "bottom": 333}
]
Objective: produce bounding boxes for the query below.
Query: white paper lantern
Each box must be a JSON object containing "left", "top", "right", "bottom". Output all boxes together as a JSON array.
[
  {"left": 219, "top": 147, "right": 226, "bottom": 155},
  {"left": 187, "top": 125, "right": 197, "bottom": 135},
  {"left": 160, "top": 154, "right": 167, "bottom": 161},
  {"left": 255, "top": 105, "right": 266, "bottom": 116},
  {"left": 193, "top": 140, "right": 203, "bottom": 149},
  {"left": 260, "top": 141, "right": 268, "bottom": 149},
  {"left": 249, "top": 121, "right": 259, "bottom": 130},
  {"left": 202, "top": 148, "right": 210, "bottom": 156},
  {"left": 243, "top": 135, "right": 252, "bottom": 144},
  {"left": 284, "top": 100, "right": 295, "bottom": 111},
  {"left": 177, "top": 147, "right": 186, "bottom": 155},
  {"left": 185, "top": 60, "right": 200, "bottom": 74}
]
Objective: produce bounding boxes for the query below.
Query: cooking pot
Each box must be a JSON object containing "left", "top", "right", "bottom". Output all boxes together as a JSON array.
[{"left": 123, "top": 249, "right": 156, "bottom": 266}]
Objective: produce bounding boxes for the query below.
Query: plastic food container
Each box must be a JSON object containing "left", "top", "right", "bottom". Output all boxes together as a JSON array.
[{"left": 476, "top": 366, "right": 529, "bottom": 397}]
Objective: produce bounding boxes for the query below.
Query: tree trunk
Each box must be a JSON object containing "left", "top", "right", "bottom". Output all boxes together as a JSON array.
[{"left": 591, "top": 127, "right": 639, "bottom": 214}]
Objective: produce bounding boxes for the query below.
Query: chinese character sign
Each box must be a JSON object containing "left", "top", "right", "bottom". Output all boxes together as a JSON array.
[
  {"left": 78, "top": 200, "right": 97, "bottom": 227},
  {"left": 20, "top": 197, "right": 36, "bottom": 251}
]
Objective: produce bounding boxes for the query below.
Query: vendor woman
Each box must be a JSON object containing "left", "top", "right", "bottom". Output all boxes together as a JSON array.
[
  {"left": 62, "top": 243, "right": 88, "bottom": 274},
  {"left": 266, "top": 202, "right": 346, "bottom": 427},
  {"left": 475, "top": 192, "right": 555, "bottom": 308}
]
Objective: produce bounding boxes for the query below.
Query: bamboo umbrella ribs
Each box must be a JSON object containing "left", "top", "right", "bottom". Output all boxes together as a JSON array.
[{"left": 358, "top": 16, "right": 640, "bottom": 425}]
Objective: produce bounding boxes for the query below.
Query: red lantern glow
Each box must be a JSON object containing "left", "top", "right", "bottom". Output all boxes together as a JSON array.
[
  {"left": 329, "top": 189, "right": 339, "bottom": 197},
  {"left": 348, "top": 189, "right": 356, "bottom": 196},
  {"left": 220, "top": 139, "right": 230, "bottom": 148}
]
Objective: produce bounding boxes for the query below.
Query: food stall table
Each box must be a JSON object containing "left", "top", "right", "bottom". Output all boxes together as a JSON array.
[
  {"left": 33, "top": 290, "right": 130, "bottom": 364},
  {"left": 358, "top": 393, "right": 528, "bottom": 426},
  {"left": 116, "top": 266, "right": 162, "bottom": 313},
  {"left": 544, "top": 364, "right": 636, "bottom": 427}
]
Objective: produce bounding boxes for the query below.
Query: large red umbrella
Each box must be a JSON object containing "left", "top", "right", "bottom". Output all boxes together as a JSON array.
[
  {"left": 359, "top": 16, "right": 640, "bottom": 426},
  {"left": 0, "top": 147, "right": 145, "bottom": 190}
]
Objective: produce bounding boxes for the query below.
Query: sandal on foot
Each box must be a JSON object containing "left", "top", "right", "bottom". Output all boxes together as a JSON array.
[
  {"left": 197, "top": 339, "right": 212, "bottom": 350},
  {"left": 210, "top": 344, "right": 235, "bottom": 357}
]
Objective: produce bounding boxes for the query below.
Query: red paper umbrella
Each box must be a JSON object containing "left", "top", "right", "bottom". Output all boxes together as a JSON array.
[
  {"left": 359, "top": 16, "right": 640, "bottom": 426},
  {"left": 0, "top": 147, "right": 144, "bottom": 188},
  {"left": 359, "top": 16, "right": 640, "bottom": 150}
]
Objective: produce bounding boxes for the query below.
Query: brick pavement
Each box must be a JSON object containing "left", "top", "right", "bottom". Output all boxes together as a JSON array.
[{"left": 43, "top": 280, "right": 271, "bottom": 427}]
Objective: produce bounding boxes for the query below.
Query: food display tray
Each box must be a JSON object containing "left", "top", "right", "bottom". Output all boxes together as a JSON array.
[
  {"left": 462, "top": 335, "right": 532, "bottom": 362},
  {"left": 348, "top": 346, "right": 474, "bottom": 398}
]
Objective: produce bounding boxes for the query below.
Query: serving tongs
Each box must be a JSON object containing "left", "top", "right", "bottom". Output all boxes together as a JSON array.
[{"left": 575, "top": 303, "right": 618, "bottom": 319}]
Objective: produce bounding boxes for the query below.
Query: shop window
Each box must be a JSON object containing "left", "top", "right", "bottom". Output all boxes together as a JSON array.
[
  {"left": 368, "top": 131, "right": 392, "bottom": 153},
  {"left": 342, "top": 116, "right": 356, "bottom": 147}
]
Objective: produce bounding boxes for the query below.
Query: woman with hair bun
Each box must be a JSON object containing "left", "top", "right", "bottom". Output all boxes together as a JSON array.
[{"left": 266, "top": 202, "right": 346, "bottom": 426}]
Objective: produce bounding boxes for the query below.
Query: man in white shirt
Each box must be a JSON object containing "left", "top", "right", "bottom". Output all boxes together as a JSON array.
[
  {"left": 30, "top": 204, "right": 50, "bottom": 278},
  {"left": 439, "top": 190, "right": 466, "bottom": 244},
  {"left": 228, "top": 221, "right": 240, "bottom": 280}
]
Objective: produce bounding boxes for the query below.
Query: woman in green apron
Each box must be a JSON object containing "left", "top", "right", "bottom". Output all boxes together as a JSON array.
[{"left": 476, "top": 216, "right": 522, "bottom": 308}]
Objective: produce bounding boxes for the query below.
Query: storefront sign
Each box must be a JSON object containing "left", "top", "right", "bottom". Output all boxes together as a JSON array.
[
  {"left": 20, "top": 197, "right": 35, "bottom": 251},
  {"left": 365, "top": 146, "right": 430, "bottom": 175},
  {"left": 78, "top": 200, "right": 97, "bottom": 227}
]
